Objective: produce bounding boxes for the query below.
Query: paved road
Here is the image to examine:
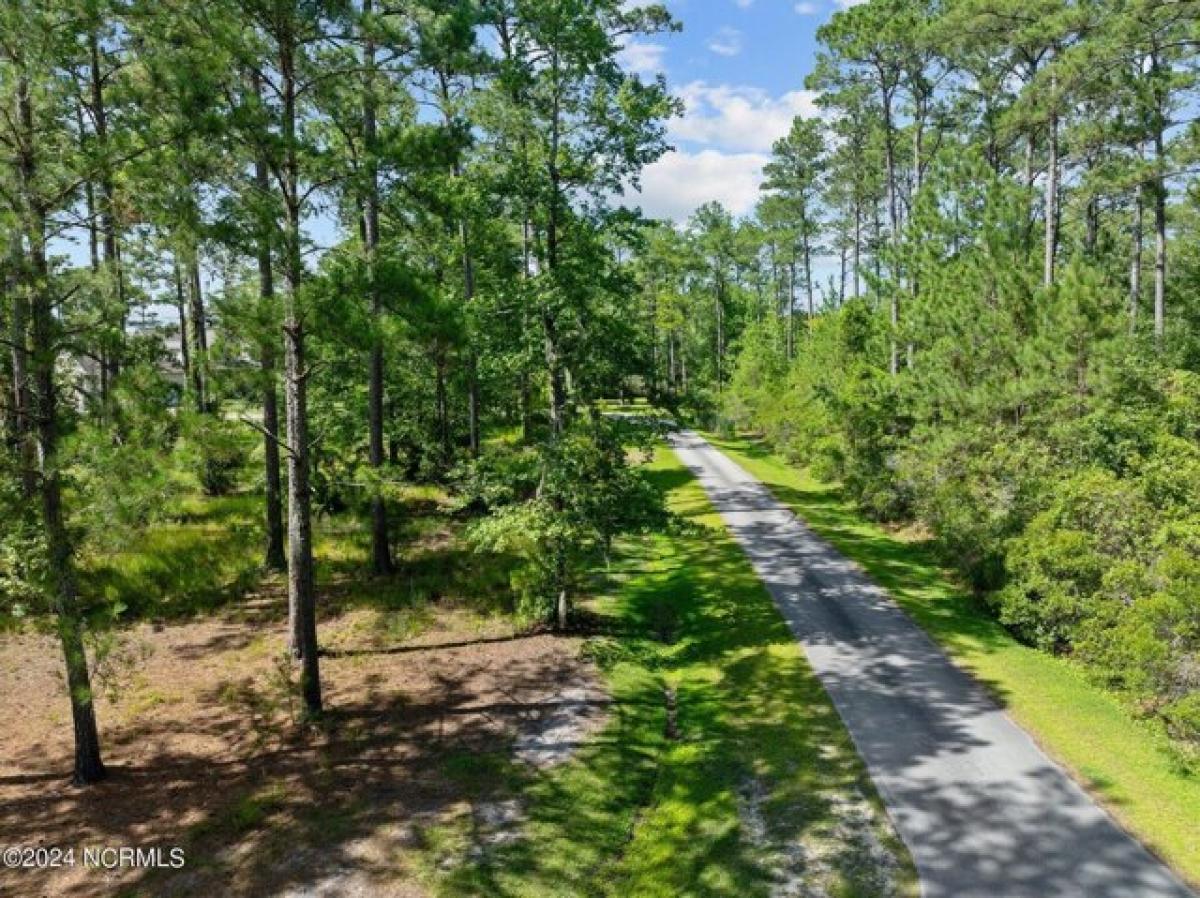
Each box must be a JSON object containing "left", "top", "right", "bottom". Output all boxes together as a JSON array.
[{"left": 669, "top": 430, "right": 1196, "bottom": 898}]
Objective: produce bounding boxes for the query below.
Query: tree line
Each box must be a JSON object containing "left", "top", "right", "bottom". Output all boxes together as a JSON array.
[{"left": 636, "top": 0, "right": 1200, "bottom": 752}]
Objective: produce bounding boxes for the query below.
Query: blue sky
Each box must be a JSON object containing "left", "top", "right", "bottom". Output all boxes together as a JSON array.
[{"left": 621, "top": 0, "right": 853, "bottom": 222}]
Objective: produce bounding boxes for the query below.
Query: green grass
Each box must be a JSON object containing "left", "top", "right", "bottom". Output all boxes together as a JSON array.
[
  {"left": 313, "top": 501, "right": 516, "bottom": 618},
  {"left": 83, "top": 493, "right": 265, "bottom": 619},
  {"left": 707, "top": 432, "right": 1200, "bottom": 888},
  {"left": 81, "top": 479, "right": 515, "bottom": 627},
  {"left": 423, "top": 446, "right": 917, "bottom": 898}
]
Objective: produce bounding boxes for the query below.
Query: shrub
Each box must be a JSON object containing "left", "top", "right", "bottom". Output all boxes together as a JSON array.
[
  {"left": 178, "top": 413, "right": 251, "bottom": 497},
  {"left": 467, "top": 419, "right": 668, "bottom": 628}
]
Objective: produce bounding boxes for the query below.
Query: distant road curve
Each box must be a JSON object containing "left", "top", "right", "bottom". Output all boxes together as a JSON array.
[{"left": 669, "top": 429, "right": 1196, "bottom": 898}]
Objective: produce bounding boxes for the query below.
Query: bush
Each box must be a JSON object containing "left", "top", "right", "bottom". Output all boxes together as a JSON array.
[
  {"left": 901, "top": 429, "right": 1051, "bottom": 590},
  {"left": 835, "top": 364, "right": 912, "bottom": 520},
  {"left": 179, "top": 413, "right": 251, "bottom": 497},
  {"left": 994, "top": 469, "right": 1152, "bottom": 652},
  {"left": 467, "top": 419, "right": 668, "bottom": 627}
]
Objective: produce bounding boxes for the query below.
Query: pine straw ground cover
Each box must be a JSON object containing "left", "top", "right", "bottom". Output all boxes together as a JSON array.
[
  {"left": 0, "top": 495, "right": 603, "bottom": 898},
  {"left": 1, "top": 446, "right": 917, "bottom": 898}
]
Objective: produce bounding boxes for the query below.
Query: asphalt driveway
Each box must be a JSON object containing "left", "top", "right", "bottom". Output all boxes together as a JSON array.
[{"left": 670, "top": 430, "right": 1196, "bottom": 898}]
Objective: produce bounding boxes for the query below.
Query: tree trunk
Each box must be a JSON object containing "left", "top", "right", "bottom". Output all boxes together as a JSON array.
[
  {"left": 520, "top": 370, "right": 533, "bottom": 442},
  {"left": 544, "top": 172, "right": 567, "bottom": 437},
  {"left": 78, "top": 95, "right": 99, "bottom": 275},
  {"left": 1024, "top": 131, "right": 1036, "bottom": 192},
  {"left": 649, "top": 288, "right": 659, "bottom": 397},
  {"left": 1023, "top": 130, "right": 1037, "bottom": 256},
  {"left": 187, "top": 252, "right": 208, "bottom": 412},
  {"left": 715, "top": 273, "right": 724, "bottom": 393},
  {"left": 769, "top": 242, "right": 782, "bottom": 347},
  {"left": 1130, "top": 179, "right": 1143, "bottom": 333},
  {"left": 542, "top": 308, "right": 567, "bottom": 438},
  {"left": 912, "top": 95, "right": 925, "bottom": 200},
  {"left": 361, "top": 2, "right": 392, "bottom": 575},
  {"left": 1084, "top": 177, "right": 1098, "bottom": 256},
  {"left": 852, "top": 199, "right": 861, "bottom": 298},
  {"left": 452, "top": 157, "right": 480, "bottom": 456},
  {"left": 173, "top": 256, "right": 190, "bottom": 391},
  {"left": 667, "top": 332, "right": 676, "bottom": 397},
  {"left": 838, "top": 241, "right": 847, "bottom": 307},
  {"left": 261, "top": 343, "right": 286, "bottom": 572},
  {"left": 254, "top": 152, "right": 286, "bottom": 572},
  {"left": 1152, "top": 112, "right": 1166, "bottom": 346},
  {"left": 466, "top": 351, "right": 480, "bottom": 454},
  {"left": 543, "top": 62, "right": 568, "bottom": 439},
  {"left": 458, "top": 253, "right": 482, "bottom": 465},
  {"left": 1043, "top": 88, "right": 1059, "bottom": 289},
  {"left": 90, "top": 28, "right": 125, "bottom": 388},
  {"left": 543, "top": 281, "right": 566, "bottom": 438},
  {"left": 280, "top": 27, "right": 321, "bottom": 716},
  {"left": 7, "top": 251, "right": 36, "bottom": 498},
  {"left": 436, "top": 351, "right": 450, "bottom": 464},
  {"left": 803, "top": 233, "right": 814, "bottom": 334},
  {"left": 787, "top": 257, "right": 796, "bottom": 359},
  {"left": 18, "top": 71, "right": 105, "bottom": 784},
  {"left": 880, "top": 81, "right": 900, "bottom": 375},
  {"left": 908, "top": 97, "right": 926, "bottom": 370}
]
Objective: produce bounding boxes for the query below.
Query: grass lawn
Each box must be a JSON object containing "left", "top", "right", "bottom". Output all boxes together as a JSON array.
[
  {"left": 423, "top": 445, "right": 918, "bottom": 898},
  {"left": 83, "top": 492, "right": 266, "bottom": 620},
  {"left": 706, "top": 432, "right": 1200, "bottom": 889}
]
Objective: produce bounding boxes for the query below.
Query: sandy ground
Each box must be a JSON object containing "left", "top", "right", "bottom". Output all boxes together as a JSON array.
[{"left": 0, "top": 590, "right": 607, "bottom": 898}]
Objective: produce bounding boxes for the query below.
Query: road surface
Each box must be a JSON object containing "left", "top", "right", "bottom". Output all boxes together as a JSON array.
[{"left": 669, "top": 430, "right": 1196, "bottom": 898}]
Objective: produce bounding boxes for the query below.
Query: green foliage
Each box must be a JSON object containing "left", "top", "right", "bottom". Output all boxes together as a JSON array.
[
  {"left": 706, "top": 83, "right": 1200, "bottom": 755},
  {"left": 65, "top": 365, "right": 181, "bottom": 541},
  {"left": 997, "top": 469, "right": 1152, "bottom": 651},
  {"left": 83, "top": 493, "right": 263, "bottom": 621},
  {"left": 0, "top": 462, "right": 45, "bottom": 625},
  {"left": 730, "top": 274, "right": 1200, "bottom": 751},
  {"left": 712, "top": 432, "right": 1200, "bottom": 880},
  {"left": 451, "top": 444, "right": 541, "bottom": 512},
  {"left": 428, "top": 447, "right": 916, "bottom": 897},
  {"left": 176, "top": 412, "right": 251, "bottom": 498},
  {"left": 466, "top": 419, "right": 668, "bottom": 625}
]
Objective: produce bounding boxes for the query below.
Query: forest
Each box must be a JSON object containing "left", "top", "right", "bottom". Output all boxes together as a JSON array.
[{"left": 1, "top": 0, "right": 1198, "bottom": 895}]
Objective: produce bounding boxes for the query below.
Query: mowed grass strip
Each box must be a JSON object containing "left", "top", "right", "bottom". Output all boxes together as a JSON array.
[
  {"left": 425, "top": 445, "right": 917, "bottom": 898},
  {"left": 707, "top": 432, "right": 1200, "bottom": 888}
]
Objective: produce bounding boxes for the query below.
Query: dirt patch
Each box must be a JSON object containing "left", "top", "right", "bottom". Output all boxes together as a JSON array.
[
  {"left": 736, "top": 778, "right": 901, "bottom": 898},
  {"left": 512, "top": 678, "right": 610, "bottom": 768},
  {"left": 0, "top": 593, "right": 606, "bottom": 898}
]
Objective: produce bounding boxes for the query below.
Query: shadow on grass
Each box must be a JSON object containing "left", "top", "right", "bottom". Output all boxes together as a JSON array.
[
  {"left": 321, "top": 631, "right": 538, "bottom": 659},
  {"left": 83, "top": 493, "right": 265, "bottom": 622},
  {"left": 314, "top": 513, "right": 517, "bottom": 622},
  {"left": 706, "top": 434, "right": 1011, "bottom": 660},
  {"left": 432, "top": 454, "right": 916, "bottom": 898},
  {"left": 79, "top": 485, "right": 518, "bottom": 648}
]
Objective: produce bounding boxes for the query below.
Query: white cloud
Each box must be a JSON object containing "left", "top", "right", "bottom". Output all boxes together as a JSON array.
[
  {"left": 618, "top": 40, "right": 667, "bottom": 76},
  {"left": 620, "top": 83, "right": 827, "bottom": 223},
  {"left": 706, "top": 26, "right": 743, "bottom": 56},
  {"left": 794, "top": 1, "right": 818, "bottom": 13},
  {"left": 632, "top": 149, "right": 769, "bottom": 221},
  {"left": 669, "top": 81, "right": 821, "bottom": 153},
  {"left": 733, "top": 0, "right": 754, "bottom": 7}
]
